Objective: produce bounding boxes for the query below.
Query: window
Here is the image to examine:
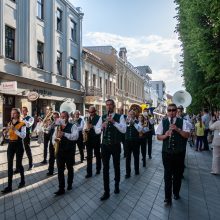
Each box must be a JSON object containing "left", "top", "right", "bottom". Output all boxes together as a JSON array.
[
  {"left": 93, "top": 74, "right": 96, "bottom": 87},
  {"left": 70, "top": 58, "right": 77, "bottom": 80},
  {"left": 120, "top": 75, "right": 123, "bottom": 90},
  {"left": 99, "top": 77, "right": 102, "bottom": 89},
  {"left": 105, "top": 79, "right": 108, "bottom": 94},
  {"left": 70, "top": 20, "right": 77, "bottom": 42},
  {"left": 57, "top": 51, "right": 62, "bottom": 75},
  {"left": 37, "top": 0, "right": 44, "bottom": 19},
  {"left": 37, "top": 41, "right": 44, "bottom": 69},
  {"left": 85, "top": 71, "right": 89, "bottom": 88},
  {"left": 5, "top": 26, "right": 15, "bottom": 60},
  {"left": 57, "top": 8, "right": 62, "bottom": 32}
]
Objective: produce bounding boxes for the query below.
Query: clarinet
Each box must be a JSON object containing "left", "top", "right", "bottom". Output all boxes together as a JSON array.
[{"left": 168, "top": 117, "right": 174, "bottom": 149}]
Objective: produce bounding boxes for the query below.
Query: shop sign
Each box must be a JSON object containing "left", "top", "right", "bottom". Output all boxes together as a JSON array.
[
  {"left": 33, "top": 89, "right": 52, "bottom": 96},
  {"left": 1, "top": 81, "right": 17, "bottom": 92},
  {"left": 27, "top": 91, "right": 39, "bottom": 102}
]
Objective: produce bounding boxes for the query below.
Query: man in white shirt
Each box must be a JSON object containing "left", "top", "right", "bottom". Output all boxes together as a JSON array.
[
  {"left": 202, "top": 109, "right": 210, "bottom": 150},
  {"left": 52, "top": 111, "right": 78, "bottom": 196},
  {"left": 156, "top": 103, "right": 190, "bottom": 205}
]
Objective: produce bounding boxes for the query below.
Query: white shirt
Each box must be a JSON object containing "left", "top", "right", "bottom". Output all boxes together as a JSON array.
[
  {"left": 52, "top": 124, "right": 79, "bottom": 145},
  {"left": 22, "top": 115, "right": 34, "bottom": 128},
  {"left": 75, "top": 118, "right": 84, "bottom": 132},
  {"left": 95, "top": 113, "right": 127, "bottom": 134},
  {"left": 133, "top": 122, "right": 143, "bottom": 132},
  {"left": 156, "top": 117, "right": 190, "bottom": 135},
  {"left": 15, "top": 126, "right": 26, "bottom": 139}
]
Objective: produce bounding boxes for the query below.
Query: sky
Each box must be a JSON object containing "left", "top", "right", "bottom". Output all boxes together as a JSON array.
[{"left": 71, "top": 0, "right": 184, "bottom": 95}]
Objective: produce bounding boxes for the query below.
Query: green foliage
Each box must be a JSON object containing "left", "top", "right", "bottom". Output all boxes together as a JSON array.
[{"left": 174, "top": 0, "right": 220, "bottom": 113}]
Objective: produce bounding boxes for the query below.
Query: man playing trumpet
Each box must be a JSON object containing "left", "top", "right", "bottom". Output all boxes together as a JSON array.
[
  {"left": 52, "top": 111, "right": 78, "bottom": 196},
  {"left": 84, "top": 106, "right": 102, "bottom": 178},
  {"left": 125, "top": 110, "right": 142, "bottom": 178},
  {"left": 2, "top": 108, "right": 26, "bottom": 194}
]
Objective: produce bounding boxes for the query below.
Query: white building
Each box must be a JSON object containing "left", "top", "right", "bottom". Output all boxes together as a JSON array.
[
  {"left": 82, "top": 48, "right": 115, "bottom": 115},
  {"left": 85, "top": 46, "right": 146, "bottom": 114},
  {"left": 0, "top": 0, "right": 83, "bottom": 126}
]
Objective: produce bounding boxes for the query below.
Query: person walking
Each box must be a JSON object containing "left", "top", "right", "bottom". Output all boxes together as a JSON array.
[{"left": 195, "top": 117, "right": 205, "bottom": 151}]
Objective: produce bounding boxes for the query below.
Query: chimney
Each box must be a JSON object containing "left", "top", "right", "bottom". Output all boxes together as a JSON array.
[{"left": 119, "top": 47, "right": 127, "bottom": 61}]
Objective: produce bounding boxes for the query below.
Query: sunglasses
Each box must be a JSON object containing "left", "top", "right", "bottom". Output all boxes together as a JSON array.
[
  {"left": 89, "top": 111, "right": 95, "bottom": 114},
  {"left": 167, "top": 109, "right": 177, "bottom": 112}
]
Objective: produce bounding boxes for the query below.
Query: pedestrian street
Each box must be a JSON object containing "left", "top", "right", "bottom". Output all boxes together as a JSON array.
[{"left": 0, "top": 140, "right": 220, "bottom": 220}]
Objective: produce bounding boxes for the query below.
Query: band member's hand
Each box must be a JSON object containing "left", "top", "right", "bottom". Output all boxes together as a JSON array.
[
  {"left": 88, "top": 124, "right": 93, "bottom": 129},
  {"left": 170, "top": 124, "right": 178, "bottom": 131},
  {"left": 102, "top": 122, "right": 107, "bottom": 129},
  {"left": 165, "top": 130, "right": 172, "bottom": 137},
  {"left": 57, "top": 131, "right": 64, "bottom": 138}
]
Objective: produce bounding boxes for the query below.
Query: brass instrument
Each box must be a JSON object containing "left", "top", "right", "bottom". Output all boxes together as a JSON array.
[
  {"left": 83, "top": 116, "right": 91, "bottom": 143},
  {"left": 139, "top": 120, "right": 148, "bottom": 137},
  {"left": 42, "top": 110, "right": 53, "bottom": 132},
  {"left": 53, "top": 100, "right": 76, "bottom": 155}
]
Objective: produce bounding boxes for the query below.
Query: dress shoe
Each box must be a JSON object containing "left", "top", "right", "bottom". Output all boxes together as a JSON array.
[
  {"left": 149, "top": 156, "right": 152, "bottom": 159},
  {"left": 47, "top": 172, "right": 54, "bottom": 176},
  {"left": 164, "top": 199, "right": 172, "bottom": 206},
  {"left": 1, "top": 187, "right": 12, "bottom": 194},
  {"left": 125, "top": 174, "right": 130, "bottom": 179},
  {"left": 13, "top": 169, "right": 19, "bottom": 174},
  {"left": 85, "top": 174, "right": 92, "bottom": 178},
  {"left": 40, "top": 160, "right": 47, "bottom": 164},
  {"left": 114, "top": 187, "right": 120, "bottom": 194},
  {"left": 67, "top": 185, "right": 72, "bottom": 191},
  {"left": 18, "top": 182, "right": 25, "bottom": 189},
  {"left": 54, "top": 189, "right": 65, "bottom": 196},
  {"left": 100, "top": 193, "right": 110, "bottom": 201},
  {"left": 173, "top": 194, "right": 180, "bottom": 200},
  {"left": 96, "top": 170, "right": 100, "bottom": 175},
  {"left": 135, "top": 171, "right": 140, "bottom": 175},
  {"left": 27, "top": 164, "right": 34, "bottom": 171}
]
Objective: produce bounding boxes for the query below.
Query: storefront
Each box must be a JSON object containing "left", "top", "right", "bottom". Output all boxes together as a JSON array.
[{"left": 0, "top": 76, "right": 84, "bottom": 127}]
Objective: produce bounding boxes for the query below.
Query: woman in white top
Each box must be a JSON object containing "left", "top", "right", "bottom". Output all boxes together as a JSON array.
[{"left": 209, "top": 120, "right": 220, "bottom": 175}]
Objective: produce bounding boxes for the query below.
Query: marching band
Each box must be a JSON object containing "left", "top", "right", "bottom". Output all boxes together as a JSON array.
[{"left": 1, "top": 99, "right": 189, "bottom": 206}]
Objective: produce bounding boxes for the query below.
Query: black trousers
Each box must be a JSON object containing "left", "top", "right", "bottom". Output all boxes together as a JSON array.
[
  {"left": 101, "top": 143, "right": 121, "bottom": 194},
  {"left": 146, "top": 133, "right": 153, "bottom": 157},
  {"left": 48, "top": 140, "right": 55, "bottom": 173},
  {"left": 76, "top": 133, "right": 84, "bottom": 162},
  {"left": 16, "top": 135, "right": 33, "bottom": 169},
  {"left": 86, "top": 137, "right": 101, "bottom": 175},
  {"left": 162, "top": 151, "right": 185, "bottom": 200},
  {"left": 125, "top": 140, "right": 140, "bottom": 175},
  {"left": 203, "top": 129, "right": 209, "bottom": 150},
  {"left": 139, "top": 137, "right": 147, "bottom": 164},
  {"left": 43, "top": 133, "right": 51, "bottom": 161},
  {"left": 7, "top": 141, "right": 25, "bottom": 188},
  {"left": 56, "top": 150, "right": 74, "bottom": 190}
]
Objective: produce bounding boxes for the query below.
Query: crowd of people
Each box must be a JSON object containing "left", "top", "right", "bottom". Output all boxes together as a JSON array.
[{"left": 0, "top": 100, "right": 219, "bottom": 207}]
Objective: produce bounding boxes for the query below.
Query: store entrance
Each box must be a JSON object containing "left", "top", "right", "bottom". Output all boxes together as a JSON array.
[{"left": 3, "top": 95, "right": 15, "bottom": 126}]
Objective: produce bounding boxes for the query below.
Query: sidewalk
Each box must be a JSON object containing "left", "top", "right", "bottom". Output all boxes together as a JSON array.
[{"left": 0, "top": 140, "right": 220, "bottom": 220}]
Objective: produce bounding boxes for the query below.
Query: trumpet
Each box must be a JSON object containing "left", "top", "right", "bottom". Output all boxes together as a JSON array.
[{"left": 42, "top": 110, "right": 53, "bottom": 128}]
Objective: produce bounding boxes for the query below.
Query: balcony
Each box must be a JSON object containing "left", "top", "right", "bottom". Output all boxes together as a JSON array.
[{"left": 86, "top": 86, "right": 102, "bottom": 96}]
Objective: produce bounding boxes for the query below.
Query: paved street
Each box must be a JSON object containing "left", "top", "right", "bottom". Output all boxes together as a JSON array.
[{"left": 0, "top": 139, "right": 220, "bottom": 220}]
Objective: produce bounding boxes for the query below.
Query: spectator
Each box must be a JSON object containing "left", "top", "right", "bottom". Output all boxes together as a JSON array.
[
  {"left": 209, "top": 120, "right": 220, "bottom": 175},
  {"left": 202, "top": 109, "right": 210, "bottom": 150},
  {"left": 195, "top": 117, "right": 205, "bottom": 151}
]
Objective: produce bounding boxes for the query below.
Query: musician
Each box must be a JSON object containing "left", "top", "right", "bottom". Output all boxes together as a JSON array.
[
  {"left": 84, "top": 106, "right": 102, "bottom": 178},
  {"left": 119, "top": 107, "right": 127, "bottom": 158},
  {"left": 156, "top": 103, "right": 190, "bottom": 205},
  {"left": 125, "top": 110, "right": 143, "bottom": 178},
  {"left": 1, "top": 108, "right": 26, "bottom": 194},
  {"left": 41, "top": 106, "right": 53, "bottom": 164},
  {"left": 52, "top": 111, "right": 78, "bottom": 195},
  {"left": 145, "top": 115, "right": 154, "bottom": 159},
  {"left": 138, "top": 114, "right": 149, "bottom": 167},
  {"left": 73, "top": 110, "right": 84, "bottom": 163},
  {"left": 47, "top": 111, "right": 60, "bottom": 176},
  {"left": 100, "top": 99, "right": 126, "bottom": 201},
  {"left": 19, "top": 107, "right": 34, "bottom": 171}
]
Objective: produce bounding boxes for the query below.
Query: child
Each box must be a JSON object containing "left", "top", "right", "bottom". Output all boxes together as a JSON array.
[{"left": 195, "top": 117, "right": 205, "bottom": 151}]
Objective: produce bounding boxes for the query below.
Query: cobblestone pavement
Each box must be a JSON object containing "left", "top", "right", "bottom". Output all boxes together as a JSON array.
[{"left": 0, "top": 139, "right": 220, "bottom": 220}]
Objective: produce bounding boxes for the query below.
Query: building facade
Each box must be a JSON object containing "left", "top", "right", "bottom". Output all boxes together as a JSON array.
[
  {"left": 85, "top": 46, "right": 146, "bottom": 114},
  {"left": 0, "top": 0, "right": 83, "bottom": 126},
  {"left": 82, "top": 48, "right": 115, "bottom": 115},
  {"left": 150, "top": 80, "right": 166, "bottom": 102}
]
